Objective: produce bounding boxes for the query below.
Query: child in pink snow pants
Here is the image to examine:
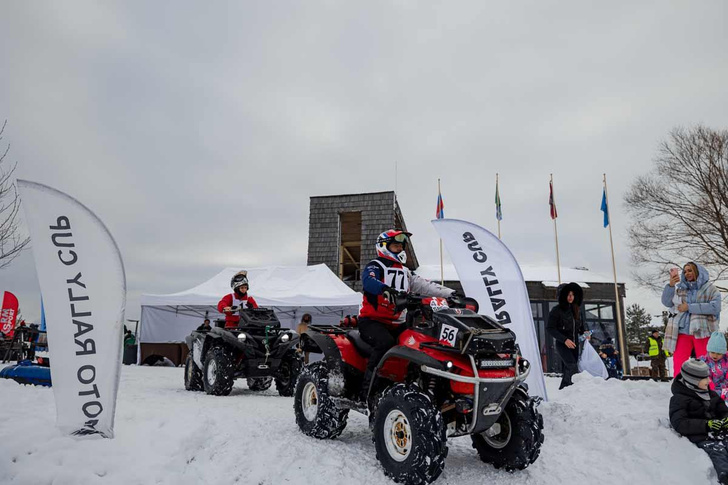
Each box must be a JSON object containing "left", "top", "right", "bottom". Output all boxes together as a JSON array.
[{"left": 701, "top": 332, "right": 728, "bottom": 401}]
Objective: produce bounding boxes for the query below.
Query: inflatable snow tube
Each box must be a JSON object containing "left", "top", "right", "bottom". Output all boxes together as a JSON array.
[{"left": 0, "top": 360, "right": 52, "bottom": 387}]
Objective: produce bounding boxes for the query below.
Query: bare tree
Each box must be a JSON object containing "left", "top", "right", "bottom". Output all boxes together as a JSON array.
[
  {"left": 0, "top": 120, "right": 29, "bottom": 269},
  {"left": 625, "top": 125, "right": 728, "bottom": 291}
]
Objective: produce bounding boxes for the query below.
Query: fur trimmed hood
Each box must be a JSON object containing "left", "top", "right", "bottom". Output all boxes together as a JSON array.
[{"left": 557, "top": 282, "right": 584, "bottom": 309}]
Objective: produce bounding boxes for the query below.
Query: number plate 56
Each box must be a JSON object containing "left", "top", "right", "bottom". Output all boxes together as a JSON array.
[{"left": 439, "top": 324, "right": 458, "bottom": 347}]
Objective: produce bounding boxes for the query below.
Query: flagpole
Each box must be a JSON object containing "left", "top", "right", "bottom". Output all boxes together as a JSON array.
[
  {"left": 603, "top": 173, "right": 629, "bottom": 374},
  {"left": 551, "top": 174, "right": 562, "bottom": 285},
  {"left": 438, "top": 178, "right": 444, "bottom": 285},
  {"left": 496, "top": 173, "right": 501, "bottom": 239},
  {"left": 438, "top": 179, "right": 444, "bottom": 285}
]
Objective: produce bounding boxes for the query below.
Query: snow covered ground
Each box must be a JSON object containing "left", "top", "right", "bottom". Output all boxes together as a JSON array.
[{"left": 0, "top": 366, "right": 718, "bottom": 485}]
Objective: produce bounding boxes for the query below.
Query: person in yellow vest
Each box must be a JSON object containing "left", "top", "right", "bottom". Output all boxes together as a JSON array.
[{"left": 645, "top": 328, "right": 670, "bottom": 380}]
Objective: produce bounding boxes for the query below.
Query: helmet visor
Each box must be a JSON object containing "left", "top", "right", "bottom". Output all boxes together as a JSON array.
[
  {"left": 232, "top": 273, "right": 248, "bottom": 284},
  {"left": 393, "top": 233, "right": 408, "bottom": 243}
]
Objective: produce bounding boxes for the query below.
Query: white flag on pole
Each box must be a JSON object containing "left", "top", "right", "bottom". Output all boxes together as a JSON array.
[
  {"left": 18, "top": 180, "right": 125, "bottom": 438},
  {"left": 432, "top": 218, "right": 548, "bottom": 400}
]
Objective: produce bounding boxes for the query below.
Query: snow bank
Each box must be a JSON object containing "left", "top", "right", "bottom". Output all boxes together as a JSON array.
[{"left": 0, "top": 368, "right": 717, "bottom": 484}]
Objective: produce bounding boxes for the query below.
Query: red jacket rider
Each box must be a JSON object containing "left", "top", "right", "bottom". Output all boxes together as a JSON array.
[
  {"left": 357, "top": 230, "right": 454, "bottom": 400},
  {"left": 359, "top": 230, "right": 454, "bottom": 328},
  {"left": 218, "top": 270, "right": 258, "bottom": 328}
]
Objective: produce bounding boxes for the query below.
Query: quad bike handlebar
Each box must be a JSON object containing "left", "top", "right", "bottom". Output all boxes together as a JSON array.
[
  {"left": 223, "top": 303, "right": 256, "bottom": 313},
  {"left": 393, "top": 292, "right": 479, "bottom": 313}
]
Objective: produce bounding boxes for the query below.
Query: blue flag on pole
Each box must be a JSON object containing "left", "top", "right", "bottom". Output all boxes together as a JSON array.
[
  {"left": 601, "top": 188, "right": 609, "bottom": 227},
  {"left": 495, "top": 180, "right": 503, "bottom": 221},
  {"left": 40, "top": 296, "right": 46, "bottom": 331}
]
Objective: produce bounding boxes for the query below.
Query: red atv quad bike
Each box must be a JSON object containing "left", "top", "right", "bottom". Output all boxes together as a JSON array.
[{"left": 294, "top": 294, "right": 544, "bottom": 485}]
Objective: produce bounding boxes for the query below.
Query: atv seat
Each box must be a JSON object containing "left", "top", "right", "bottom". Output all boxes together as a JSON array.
[{"left": 346, "top": 330, "right": 374, "bottom": 358}]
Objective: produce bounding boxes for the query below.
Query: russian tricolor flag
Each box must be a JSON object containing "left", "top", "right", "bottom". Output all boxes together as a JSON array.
[{"left": 436, "top": 191, "right": 444, "bottom": 219}]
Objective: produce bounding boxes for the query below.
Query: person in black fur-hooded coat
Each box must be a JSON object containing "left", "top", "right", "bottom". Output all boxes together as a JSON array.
[{"left": 547, "top": 282, "right": 589, "bottom": 389}]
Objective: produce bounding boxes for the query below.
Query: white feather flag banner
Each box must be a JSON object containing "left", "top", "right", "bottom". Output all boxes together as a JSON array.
[
  {"left": 18, "top": 180, "right": 125, "bottom": 438},
  {"left": 432, "top": 218, "right": 547, "bottom": 400}
]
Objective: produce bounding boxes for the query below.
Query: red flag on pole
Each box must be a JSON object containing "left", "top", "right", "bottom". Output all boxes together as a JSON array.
[
  {"left": 436, "top": 191, "right": 444, "bottom": 219},
  {"left": 1, "top": 291, "right": 19, "bottom": 339},
  {"left": 549, "top": 181, "right": 558, "bottom": 220}
]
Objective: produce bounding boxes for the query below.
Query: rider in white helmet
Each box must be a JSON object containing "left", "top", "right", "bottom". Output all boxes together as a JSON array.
[
  {"left": 217, "top": 270, "right": 258, "bottom": 328},
  {"left": 357, "top": 230, "right": 456, "bottom": 400}
]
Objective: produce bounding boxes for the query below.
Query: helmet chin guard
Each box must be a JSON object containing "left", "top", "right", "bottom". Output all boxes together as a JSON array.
[{"left": 376, "top": 230, "right": 411, "bottom": 264}]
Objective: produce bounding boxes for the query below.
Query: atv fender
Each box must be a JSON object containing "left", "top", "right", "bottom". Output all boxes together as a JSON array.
[
  {"left": 301, "top": 331, "right": 344, "bottom": 375},
  {"left": 207, "top": 327, "right": 248, "bottom": 351},
  {"left": 512, "top": 384, "right": 537, "bottom": 405},
  {"left": 272, "top": 334, "right": 301, "bottom": 357},
  {"left": 186, "top": 329, "right": 244, "bottom": 369},
  {"left": 377, "top": 345, "right": 447, "bottom": 374},
  {"left": 368, "top": 346, "right": 447, "bottom": 398},
  {"left": 186, "top": 332, "right": 214, "bottom": 369}
]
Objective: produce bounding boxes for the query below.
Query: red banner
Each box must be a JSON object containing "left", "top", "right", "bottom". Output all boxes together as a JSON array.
[{"left": 1, "top": 291, "right": 19, "bottom": 339}]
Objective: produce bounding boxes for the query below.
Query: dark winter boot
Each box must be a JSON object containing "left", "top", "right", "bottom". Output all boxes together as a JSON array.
[
  {"left": 559, "top": 364, "right": 577, "bottom": 390},
  {"left": 360, "top": 369, "right": 374, "bottom": 402}
]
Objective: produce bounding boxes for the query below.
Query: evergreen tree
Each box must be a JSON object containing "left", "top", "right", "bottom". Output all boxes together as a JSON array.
[{"left": 626, "top": 303, "right": 652, "bottom": 345}]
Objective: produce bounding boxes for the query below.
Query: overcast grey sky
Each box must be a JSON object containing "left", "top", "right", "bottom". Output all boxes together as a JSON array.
[{"left": 1, "top": 1, "right": 726, "bottom": 324}]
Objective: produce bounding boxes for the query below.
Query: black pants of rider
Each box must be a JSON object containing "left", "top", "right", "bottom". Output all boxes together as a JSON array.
[
  {"left": 697, "top": 438, "right": 728, "bottom": 484},
  {"left": 358, "top": 318, "right": 404, "bottom": 393},
  {"left": 555, "top": 341, "right": 580, "bottom": 390}
]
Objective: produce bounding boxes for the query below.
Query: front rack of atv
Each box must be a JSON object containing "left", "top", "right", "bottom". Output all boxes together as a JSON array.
[
  {"left": 420, "top": 354, "right": 532, "bottom": 435},
  {"left": 234, "top": 324, "right": 282, "bottom": 334}
]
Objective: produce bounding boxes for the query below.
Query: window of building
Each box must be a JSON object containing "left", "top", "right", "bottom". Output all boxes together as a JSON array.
[
  {"left": 534, "top": 300, "right": 619, "bottom": 373},
  {"left": 338, "top": 211, "right": 362, "bottom": 284},
  {"left": 583, "top": 303, "right": 618, "bottom": 353}
]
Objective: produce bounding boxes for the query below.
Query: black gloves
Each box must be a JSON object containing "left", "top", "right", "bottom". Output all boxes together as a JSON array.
[
  {"left": 382, "top": 286, "right": 397, "bottom": 305},
  {"left": 246, "top": 301, "right": 255, "bottom": 309},
  {"left": 448, "top": 290, "right": 465, "bottom": 307}
]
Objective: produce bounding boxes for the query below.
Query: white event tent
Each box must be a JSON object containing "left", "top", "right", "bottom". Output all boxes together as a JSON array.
[{"left": 139, "top": 265, "right": 362, "bottom": 344}]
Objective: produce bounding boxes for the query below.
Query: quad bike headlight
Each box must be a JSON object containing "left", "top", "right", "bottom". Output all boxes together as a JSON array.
[
  {"left": 237, "top": 333, "right": 247, "bottom": 341},
  {"left": 281, "top": 333, "right": 290, "bottom": 343},
  {"left": 478, "top": 358, "right": 515, "bottom": 369}
]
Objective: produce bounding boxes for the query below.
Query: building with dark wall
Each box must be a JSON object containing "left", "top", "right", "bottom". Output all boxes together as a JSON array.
[{"left": 307, "top": 191, "right": 419, "bottom": 290}]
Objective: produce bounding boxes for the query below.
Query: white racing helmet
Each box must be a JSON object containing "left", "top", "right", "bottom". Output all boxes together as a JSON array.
[
  {"left": 376, "top": 230, "right": 411, "bottom": 264},
  {"left": 231, "top": 270, "right": 249, "bottom": 291}
]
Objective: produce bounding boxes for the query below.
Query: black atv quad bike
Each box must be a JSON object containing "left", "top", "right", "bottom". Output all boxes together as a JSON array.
[
  {"left": 294, "top": 294, "right": 543, "bottom": 485},
  {"left": 184, "top": 306, "right": 302, "bottom": 397}
]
